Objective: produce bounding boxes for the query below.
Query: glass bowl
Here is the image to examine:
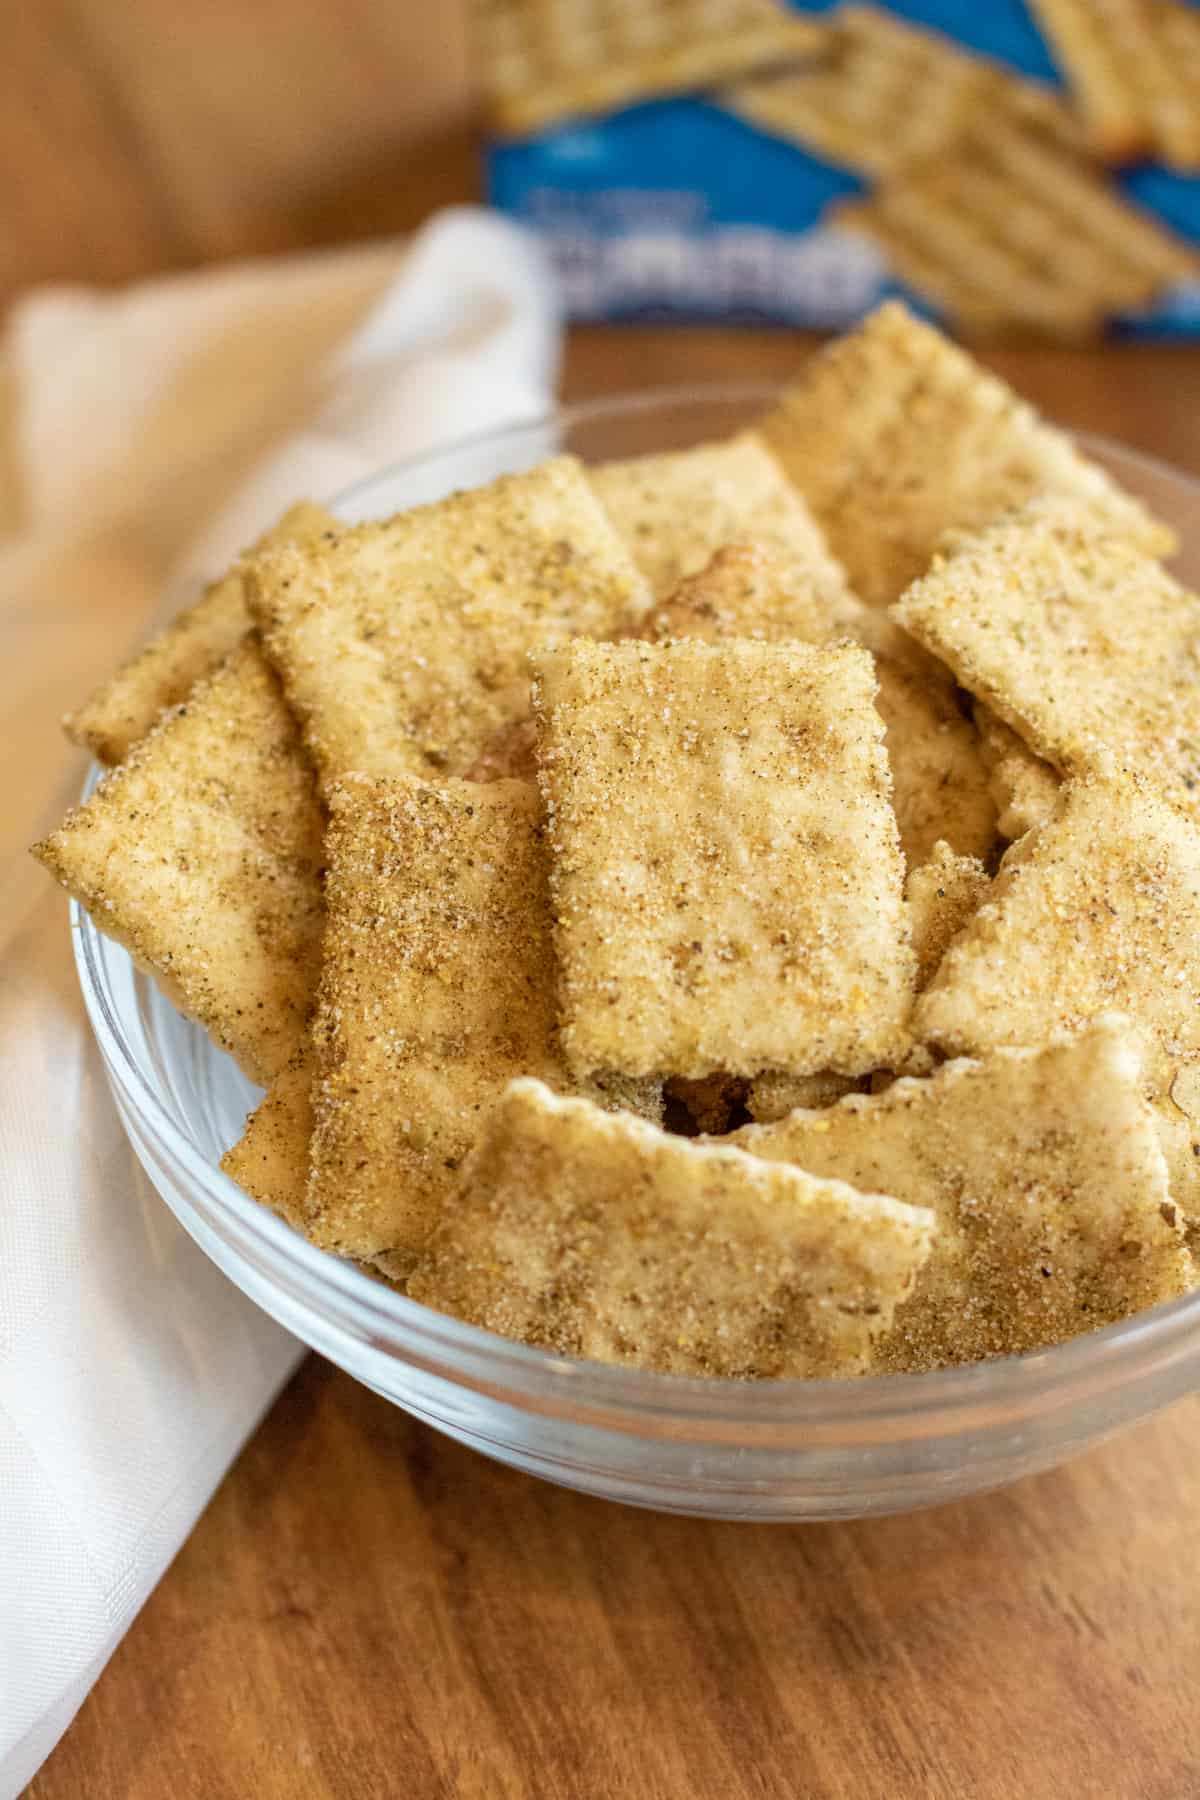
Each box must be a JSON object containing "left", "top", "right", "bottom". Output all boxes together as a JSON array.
[{"left": 72, "top": 387, "right": 1200, "bottom": 1522}]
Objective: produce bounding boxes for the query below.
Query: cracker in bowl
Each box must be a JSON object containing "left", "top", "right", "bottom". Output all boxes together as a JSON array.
[
  {"left": 65, "top": 501, "right": 335, "bottom": 766},
  {"left": 247, "top": 456, "right": 650, "bottom": 792},
  {"left": 532, "top": 635, "right": 916, "bottom": 1082},
  {"left": 408, "top": 1078, "right": 935, "bottom": 1378},
  {"left": 729, "top": 1020, "right": 1193, "bottom": 1371},
  {"left": 639, "top": 540, "right": 998, "bottom": 868},
  {"left": 757, "top": 300, "right": 1174, "bottom": 605},
  {"left": 894, "top": 495, "right": 1200, "bottom": 822},
  {"left": 299, "top": 773, "right": 660, "bottom": 1277},
  {"left": 35, "top": 640, "right": 324, "bottom": 1086},
  {"left": 915, "top": 775, "right": 1200, "bottom": 1223},
  {"left": 590, "top": 433, "right": 855, "bottom": 615}
]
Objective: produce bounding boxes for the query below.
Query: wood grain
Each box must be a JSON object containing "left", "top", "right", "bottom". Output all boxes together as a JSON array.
[
  {"left": 7, "top": 4, "right": 1200, "bottom": 1796},
  {"left": 27, "top": 1363, "right": 1200, "bottom": 1800}
]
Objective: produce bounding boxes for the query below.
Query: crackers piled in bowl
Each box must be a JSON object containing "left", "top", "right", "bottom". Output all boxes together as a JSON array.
[{"left": 35, "top": 302, "right": 1200, "bottom": 1379}]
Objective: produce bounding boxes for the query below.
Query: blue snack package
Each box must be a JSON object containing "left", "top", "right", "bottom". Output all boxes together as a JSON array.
[{"left": 477, "top": 0, "right": 1200, "bottom": 336}]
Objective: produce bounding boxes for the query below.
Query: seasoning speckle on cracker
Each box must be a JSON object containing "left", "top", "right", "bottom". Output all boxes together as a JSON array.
[
  {"left": 532, "top": 635, "right": 916, "bottom": 1080},
  {"left": 35, "top": 641, "right": 325, "bottom": 1086},
  {"left": 409, "top": 1078, "right": 936, "bottom": 1378},
  {"left": 247, "top": 456, "right": 651, "bottom": 792},
  {"left": 895, "top": 496, "right": 1200, "bottom": 821},
  {"left": 730, "top": 1021, "right": 1193, "bottom": 1370},
  {"left": 40, "top": 301, "right": 1200, "bottom": 1380},
  {"left": 758, "top": 300, "right": 1173, "bottom": 605}
]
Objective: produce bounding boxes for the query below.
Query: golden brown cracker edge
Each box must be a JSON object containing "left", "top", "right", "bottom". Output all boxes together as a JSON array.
[{"left": 409, "top": 1077, "right": 935, "bottom": 1377}]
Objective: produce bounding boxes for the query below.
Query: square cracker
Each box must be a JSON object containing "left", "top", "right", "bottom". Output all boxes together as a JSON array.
[
  {"left": 757, "top": 301, "right": 1174, "bottom": 606},
  {"left": 304, "top": 774, "right": 659, "bottom": 1275},
  {"left": 408, "top": 1078, "right": 935, "bottom": 1378},
  {"left": 974, "top": 701, "right": 1060, "bottom": 842},
  {"left": 639, "top": 544, "right": 997, "bottom": 867},
  {"left": 532, "top": 637, "right": 916, "bottom": 1081},
  {"left": 34, "top": 640, "right": 324, "bottom": 1086},
  {"left": 915, "top": 775, "right": 1200, "bottom": 1219},
  {"left": 833, "top": 117, "right": 1195, "bottom": 341},
  {"left": 730, "top": 1021, "right": 1193, "bottom": 1371},
  {"left": 247, "top": 457, "right": 650, "bottom": 791},
  {"left": 1029, "top": 0, "right": 1200, "bottom": 169},
  {"left": 894, "top": 497, "right": 1200, "bottom": 821},
  {"left": 66, "top": 501, "right": 335, "bottom": 766},
  {"left": 590, "top": 434, "right": 856, "bottom": 612},
  {"left": 475, "top": 0, "right": 824, "bottom": 138},
  {"left": 724, "top": 2, "right": 1082, "bottom": 181}
]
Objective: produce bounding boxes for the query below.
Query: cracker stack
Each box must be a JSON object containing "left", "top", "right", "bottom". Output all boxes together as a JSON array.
[
  {"left": 36, "top": 303, "right": 1198, "bottom": 1377},
  {"left": 722, "top": 4, "right": 1198, "bottom": 340}
]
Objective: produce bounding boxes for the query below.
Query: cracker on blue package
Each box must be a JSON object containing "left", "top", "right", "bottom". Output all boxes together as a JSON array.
[{"left": 477, "top": 0, "right": 1200, "bottom": 337}]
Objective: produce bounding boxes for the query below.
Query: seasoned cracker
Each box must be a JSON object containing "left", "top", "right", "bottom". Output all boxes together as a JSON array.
[
  {"left": 915, "top": 776, "right": 1200, "bottom": 1217},
  {"left": 305, "top": 775, "right": 570, "bottom": 1271},
  {"left": 904, "top": 839, "right": 990, "bottom": 991},
  {"left": 304, "top": 775, "right": 659, "bottom": 1275},
  {"left": 731, "top": 1021, "right": 1193, "bottom": 1370},
  {"left": 855, "top": 612, "right": 998, "bottom": 866},
  {"left": 66, "top": 502, "right": 335, "bottom": 765},
  {"left": 221, "top": 1053, "right": 314, "bottom": 1233},
  {"left": 745, "top": 1070, "right": 862, "bottom": 1125},
  {"left": 474, "top": 0, "right": 824, "bottom": 138},
  {"left": 725, "top": 2, "right": 1082, "bottom": 180},
  {"left": 591, "top": 434, "right": 856, "bottom": 611},
  {"left": 974, "top": 702, "right": 1060, "bottom": 841},
  {"left": 834, "top": 119, "right": 1197, "bottom": 340},
  {"left": 1030, "top": 0, "right": 1200, "bottom": 169},
  {"left": 640, "top": 545, "right": 995, "bottom": 867},
  {"left": 894, "top": 497, "right": 1200, "bottom": 819},
  {"left": 408, "top": 1078, "right": 935, "bottom": 1378},
  {"left": 220, "top": 1052, "right": 413, "bottom": 1285},
  {"left": 532, "top": 637, "right": 916, "bottom": 1080},
  {"left": 757, "top": 301, "right": 1175, "bottom": 606},
  {"left": 637, "top": 539, "right": 862, "bottom": 648},
  {"left": 34, "top": 641, "right": 324, "bottom": 1085},
  {"left": 248, "top": 457, "right": 649, "bottom": 792}
]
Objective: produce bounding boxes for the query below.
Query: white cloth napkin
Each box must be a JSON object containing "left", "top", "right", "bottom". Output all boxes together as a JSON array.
[{"left": 0, "top": 207, "right": 562, "bottom": 1797}]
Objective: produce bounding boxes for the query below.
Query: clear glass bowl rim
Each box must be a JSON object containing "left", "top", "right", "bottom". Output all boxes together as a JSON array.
[{"left": 72, "top": 382, "right": 1200, "bottom": 1451}]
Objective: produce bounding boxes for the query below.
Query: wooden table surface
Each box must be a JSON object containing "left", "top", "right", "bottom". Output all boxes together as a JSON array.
[{"left": 6, "top": 5, "right": 1200, "bottom": 1797}]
